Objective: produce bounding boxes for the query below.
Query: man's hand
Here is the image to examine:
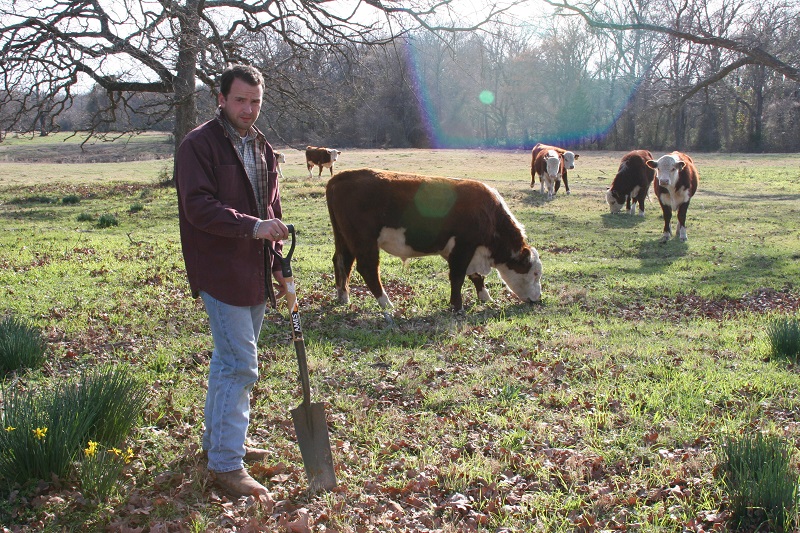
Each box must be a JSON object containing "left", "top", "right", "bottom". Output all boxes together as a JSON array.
[{"left": 256, "top": 218, "right": 288, "bottom": 241}]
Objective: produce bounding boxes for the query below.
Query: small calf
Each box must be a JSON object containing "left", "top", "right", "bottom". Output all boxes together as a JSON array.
[
  {"left": 274, "top": 151, "right": 286, "bottom": 178},
  {"left": 646, "top": 152, "right": 700, "bottom": 243},
  {"left": 605, "top": 150, "right": 655, "bottom": 216},
  {"left": 306, "top": 146, "right": 341, "bottom": 178}
]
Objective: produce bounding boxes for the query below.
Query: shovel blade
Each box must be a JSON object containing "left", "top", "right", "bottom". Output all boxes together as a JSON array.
[{"left": 291, "top": 402, "right": 337, "bottom": 493}]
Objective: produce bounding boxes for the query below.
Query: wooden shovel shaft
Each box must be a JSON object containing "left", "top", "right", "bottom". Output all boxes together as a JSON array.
[{"left": 284, "top": 275, "right": 311, "bottom": 406}]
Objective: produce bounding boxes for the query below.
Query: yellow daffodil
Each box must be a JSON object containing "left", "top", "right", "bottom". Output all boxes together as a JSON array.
[
  {"left": 108, "top": 447, "right": 122, "bottom": 457},
  {"left": 4, "top": 426, "right": 15, "bottom": 432},
  {"left": 84, "top": 440, "right": 99, "bottom": 457},
  {"left": 33, "top": 427, "right": 47, "bottom": 440},
  {"left": 124, "top": 447, "right": 135, "bottom": 464}
]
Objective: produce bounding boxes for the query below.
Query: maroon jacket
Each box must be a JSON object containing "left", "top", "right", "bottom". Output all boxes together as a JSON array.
[{"left": 175, "top": 118, "right": 282, "bottom": 307}]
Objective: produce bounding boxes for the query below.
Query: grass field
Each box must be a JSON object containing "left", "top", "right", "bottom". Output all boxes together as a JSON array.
[{"left": 1, "top": 137, "right": 799, "bottom": 532}]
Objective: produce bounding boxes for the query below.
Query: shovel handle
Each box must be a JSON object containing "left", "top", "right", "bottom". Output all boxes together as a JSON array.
[
  {"left": 279, "top": 224, "right": 296, "bottom": 278},
  {"left": 278, "top": 224, "right": 311, "bottom": 407}
]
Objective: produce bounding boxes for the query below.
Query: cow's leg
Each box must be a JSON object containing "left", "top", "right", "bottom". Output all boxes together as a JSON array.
[
  {"left": 626, "top": 194, "right": 633, "bottom": 215},
  {"left": 332, "top": 247, "right": 355, "bottom": 304},
  {"left": 636, "top": 194, "right": 646, "bottom": 216},
  {"left": 539, "top": 174, "right": 545, "bottom": 195},
  {"left": 306, "top": 162, "right": 313, "bottom": 178},
  {"left": 676, "top": 201, "right": 690, "bottom": 241},
  {"left": 562, "top": 169, "right": 570, "bottom": 194},
  {"left": 447, "top": 252, "right": 472, "bottom": 311},
  {"left": 530, "top": 167, "right": 536, "bottom": 188},
  {"left": 354, "top": 247, "right": 392, "bottom": 309},
  {"left": 659, "top": 203, "right": 673, "bottom": 243},
  {"left": 469, "top": 274, "right": 492, "bottom": 303}
]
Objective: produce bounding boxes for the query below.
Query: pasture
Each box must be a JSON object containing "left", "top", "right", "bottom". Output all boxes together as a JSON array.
[{"left": 1, "top": 137, "right": 799, "bottom": 531}]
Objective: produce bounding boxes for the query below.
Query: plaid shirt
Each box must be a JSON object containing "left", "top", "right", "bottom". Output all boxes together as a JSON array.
[{"left": 216, "top": 107, "right": 271, "bottom": 219}]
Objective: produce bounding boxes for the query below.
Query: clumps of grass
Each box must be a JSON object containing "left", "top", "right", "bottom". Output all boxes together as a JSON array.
[
  {"left": 62, "top": 195, "right": 81, "bottom": 205},
  {"left": 129, "top": 202, "right": 144, "bottom": 214},
  {"left": 77, "top": 212, "right": 94, "bottom": 222},
  {"left": 0, "top": 314, "right": 47, "bottom": 375},
  {"left": 0, "top": 365, "right": 149, "bottom": 487},
  {"left": 97, "top": 214, "right": 119, "bottom": 228},
  {"left": 718, "top": 432, "right": 799, "bottom": 532},
  {"left": 767, "top": 316, "right": 800, "bottom": 362}
]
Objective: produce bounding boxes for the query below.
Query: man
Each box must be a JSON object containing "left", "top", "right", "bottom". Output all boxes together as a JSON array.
[{"left": 175, "top": 64, "right": 287, "bottom": 499}]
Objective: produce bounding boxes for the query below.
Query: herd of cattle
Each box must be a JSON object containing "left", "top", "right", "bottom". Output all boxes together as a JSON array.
[{"left": 278, "top": 143, "right": 699, "bottom": 311}]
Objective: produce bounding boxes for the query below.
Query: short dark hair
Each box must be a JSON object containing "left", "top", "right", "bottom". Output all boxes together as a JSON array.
[{"left": 219, "top": 64, "right": 263, "bottom": 96}]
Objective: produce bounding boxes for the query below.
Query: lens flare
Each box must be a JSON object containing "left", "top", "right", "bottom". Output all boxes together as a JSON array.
[{"left": 479, "top": 90, "right": 495, "bottom": 105}]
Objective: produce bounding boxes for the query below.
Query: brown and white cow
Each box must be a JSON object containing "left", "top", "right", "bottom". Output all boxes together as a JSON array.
[
  {"left": 532, "top": 149, "right": 562, "bottom": 200},
  {"left": 306, "top": 146, "right": 341, "bottom": 177},
  {"left": 325, "top": 168, "right": 543, "bottom": 312},
  {"left": 605, "top": 150, "right": 656, "bottom": 216},
  {"left": 275, "top": 151, "right": 286, "bottom": 178},
  {"left": 646, "top": 152, "right": 699, "bottom": 243},
  {"left": 530, "top": 143, "right": 579, "bottom": 194}
]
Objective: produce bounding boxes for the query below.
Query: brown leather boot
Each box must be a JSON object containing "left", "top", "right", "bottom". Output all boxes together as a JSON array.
[{"left": 212, "top": 468, "right": 269, "bottom": 498}]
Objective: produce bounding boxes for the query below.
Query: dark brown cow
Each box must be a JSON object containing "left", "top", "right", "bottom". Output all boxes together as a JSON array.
[
  {"left": 325, "top": 168, "right": 543, "bottom": 311},
  {"left": 605, "top": 150, "right": 656, "bottom": 216},
  {"left": 305, "top": 146, "right": 341, "bottom": 177},
  {"left": 530, "top": 143, "right": 579, "bottom": 194},
  {"left": 646, "top": 152, "right": 700, "bottom": 243}
]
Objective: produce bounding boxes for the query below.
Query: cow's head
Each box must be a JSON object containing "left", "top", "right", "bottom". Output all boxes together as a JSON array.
[
  {"left": 328, "top": 149, "right": 341, "bottom": 162},
  {"left": 562, "top": 151, "right": 577, "bottom": 170},
  {"left": 498, "top": 246, "right": 543, "bottom": 304},
  {"left": 605, "top": 188, "right": 625, "bottom": 213},
  {"left": 275, "top": 151, "right": 286, "bottom": 164},
  {"left": 647, "top": 154, "right": 685, "bottom": 188},
  {"left": 545, "top": 150, "right": 561, "bottom": 177}
]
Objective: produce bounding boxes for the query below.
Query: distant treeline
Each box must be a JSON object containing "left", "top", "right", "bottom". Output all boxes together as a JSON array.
[{"left": 7, "top": 24, "right": 800, "bottom": 153}]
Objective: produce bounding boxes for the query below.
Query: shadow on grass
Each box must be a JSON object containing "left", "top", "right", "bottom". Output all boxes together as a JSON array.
[
  {"left": 636, "top": 236, "right": 689, "bottom": 270},
  {"left": 599, "top": 212, "right": 649, "bottom": 228}
]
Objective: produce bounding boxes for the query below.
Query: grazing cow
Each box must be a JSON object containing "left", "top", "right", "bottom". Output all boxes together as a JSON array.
[
  {"left": 325, "top": 168, "right": 543, "bottom": 312},
  {"left": 530, "top": 143, "right": 579, "bottom": 194},
  {"left": 306, "top": 146, "right": 341, "bottom": 177},
  {"left": 532, "top": 149, "right": 562, "bottom": 199},
  {"left": 646, "top": 152, "right": 699, "bottom": 243},
  {"left": 605, "top": 150, "right": 656, "bottom": 216},
  {"left": 275, "top": 151, "right": 286, "bottom": 178}
]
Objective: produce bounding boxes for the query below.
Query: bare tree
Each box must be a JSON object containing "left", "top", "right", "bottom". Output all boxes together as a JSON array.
[
  {"left": 0, "top": 0, "right": 523, "bottom": 150},
  {"left": 542, "top": 0, "right": 800, "bottom": 83}
]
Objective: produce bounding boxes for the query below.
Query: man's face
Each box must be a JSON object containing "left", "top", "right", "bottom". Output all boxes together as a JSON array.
[{"left": 218, "top": 77, "right": 263, "bottom": 136}]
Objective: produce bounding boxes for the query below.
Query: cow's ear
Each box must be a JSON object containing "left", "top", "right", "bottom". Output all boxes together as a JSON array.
[
  {"left": 646, "top": 160, "right": 658, "bottom": 169},
  {"left": 675, "top": 161, "right": 686, "bottom": 171}
]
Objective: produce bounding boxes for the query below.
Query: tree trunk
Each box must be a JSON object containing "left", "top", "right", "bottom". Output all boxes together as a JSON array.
[{"left": 173, "top": 0, "right": 201, "bottom": 154}]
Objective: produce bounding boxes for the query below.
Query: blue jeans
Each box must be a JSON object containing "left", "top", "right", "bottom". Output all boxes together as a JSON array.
[{"left": 200, "top": 291, "right": 266, "bottom": 473}]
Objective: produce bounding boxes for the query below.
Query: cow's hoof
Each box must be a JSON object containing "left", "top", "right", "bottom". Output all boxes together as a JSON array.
[
  {"left": 566, "top": 190, "right": 571, "bottom": 195},
  {"left": 659, "top": 234, "right": 670, "bottom": 244}
]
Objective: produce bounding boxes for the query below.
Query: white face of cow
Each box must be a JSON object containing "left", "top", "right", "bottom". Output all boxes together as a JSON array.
[
  {"left": 328, "top": 149, "right": 341, "bottom": 162},
  {"left": 545, "top": 151, "right": 561, "bottom": 177},
  {"left": 605, "top": 189, "right": 624, "bottom": 213},
  {"left": 562, "top": 151, "right": 576, "bottom": 170},
  {"left": 276, "top": 152, "right": 286, "bottom": 164},
  {"left": 496, "top": 247, "right": 543, "bottom": 303},
  {"left": 650, "top": 154, "right": 685, "bottom": 188}
]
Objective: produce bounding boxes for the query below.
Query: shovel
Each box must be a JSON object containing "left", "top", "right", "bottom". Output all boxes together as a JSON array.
[{"left": 277, "top": 224, "right": 337, "bottom": 493}]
